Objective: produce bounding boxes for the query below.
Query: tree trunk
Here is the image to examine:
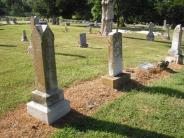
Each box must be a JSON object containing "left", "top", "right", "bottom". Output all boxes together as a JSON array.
[{"left": 101, "top": 0, "right": 115, "bottom": 36}]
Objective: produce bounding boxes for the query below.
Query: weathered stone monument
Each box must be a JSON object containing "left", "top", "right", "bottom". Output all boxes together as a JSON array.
[
  {"left": 6, "top": 17, "right": 10, "bottom": 24},
  {"left": 27, "top": 23, "right": 70, "bottom": 124},
  {"left": 102, "top": 32, "right": 130, "bottom": 89},
  {"left": 89, "top": 25, "right": 92, "bottom": 34},
  {"left": 101, "top": 0, "right": 115, "bottom": 36},
  {"left": 146, "top": 22, "right": 155, "bottom": 41},
  {"left": 163, "top": 24, "right": 170, "bottom": 40},
  {"left": 165, "top": 24, "right": 183, "bottom": 64},
  {"left": 79, "top": 33, "right": 88, "bottom": 48},
  {"left": 21, "top": 30, "right": 28, "bottom": 42},
  {"left": 56, "top": 18, "right": 60, "bottom": 25},
  {"left": 65, "top": 23, "right": 69, "bottom": 32},
  {"left": 163, "top": 20, "right": 167, "bottom": 30},
  {"left": 12, "top": 18, "right": 17, "bottom": 24},
  {"left": 31, "top": 16, "right": 39, "bottom": 28}
]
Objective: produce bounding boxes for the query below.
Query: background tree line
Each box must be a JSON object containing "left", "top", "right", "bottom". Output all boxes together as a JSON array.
[{"left": 0, "top": 0, "right": 184, "bottom": 25}]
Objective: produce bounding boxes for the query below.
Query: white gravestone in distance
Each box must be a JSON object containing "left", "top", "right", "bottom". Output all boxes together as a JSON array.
[
  {"left": 166, "top": 24, "right": 183, "bottom": 64},
  {"left": 163, "top": 24, "right": 170, "bottom": 40}
]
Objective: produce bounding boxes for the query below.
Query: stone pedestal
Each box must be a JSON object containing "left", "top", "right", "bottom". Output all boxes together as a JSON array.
[
  {"left": 102, "top": 32, "right": 130, "bottom": 89},
  {"left": 27, "top": 99, "right": 70, "bottom": 124},
  {"left": 102, "top": 73, "right": 130, "bottom": 90},
  {"left": 27, "top": 21, "right": 70, "bottom": 124}
]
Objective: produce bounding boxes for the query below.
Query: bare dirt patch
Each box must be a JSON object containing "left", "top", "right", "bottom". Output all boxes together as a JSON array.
[{"left": 0, "top": 64, "right": 182, "bottom": 138}]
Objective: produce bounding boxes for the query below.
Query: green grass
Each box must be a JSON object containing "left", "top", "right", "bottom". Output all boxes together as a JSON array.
[
  {"left": 53, "top": 68, "right": 184, "bottom": 138},
  {"left": 0, "top": 23, "right": 183, "bottom": 118}
]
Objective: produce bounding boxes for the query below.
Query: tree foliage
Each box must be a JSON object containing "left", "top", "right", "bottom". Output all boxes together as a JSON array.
[{"left": 0, "top": 0, "right": 184, "bottom": 25}]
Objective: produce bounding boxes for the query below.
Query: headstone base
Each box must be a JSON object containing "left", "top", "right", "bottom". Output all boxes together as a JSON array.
[
  {"left": 165, "top": 55, "right": 183, "bottom": 64},
  {"left": 80, "top": 44, "right": 88, "bottom": 48},
  {"left": 27, "top": 99, "right": 70, "bottom": 124},
  {"left": 101, "top": 73, "right": 130, "bottom": 90}
]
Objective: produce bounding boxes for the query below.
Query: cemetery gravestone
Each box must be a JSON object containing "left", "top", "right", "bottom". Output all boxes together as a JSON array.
[
  {"left": 27, "top": 23, "right": 70, "bottom": 124},
  {"left": 6, "top": 17, "right": 10, "bottom": 24},
  {"left": 12, "top": 18, "right": 17, "bottom": 24},
  {"left": 146, "top": 22, "right": 155, "bottom": 41},
  {"left": 102, "top": 32, "right": 130, "bottom": 89},
  {"left": 65, "top": 23, "right": 69, "bottom": 32},
  {"left": 89, "top": 25, "right": 92, "bottom": 34},
  {"left": 21, "top": 30, "right": 28, "bottom": 42},
  {"left": 79, "top": 33, "right": 88, "bottom": 48},
  {"left": 166, "top": 24, "right": 183, "bottom": 64},
  {"left": 163, "top": 20, "right": 167, "bottom": 30},
  {"left": 163, "top": 24, "right": 170, "bottom": 40},
  {"left": 56, "top": 18, "right": 60, "bottom": 25}
]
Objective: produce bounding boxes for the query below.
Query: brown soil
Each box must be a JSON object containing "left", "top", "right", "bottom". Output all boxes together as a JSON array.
[{"left": 0, "top": 64, "right": 182, "bottom": 138}]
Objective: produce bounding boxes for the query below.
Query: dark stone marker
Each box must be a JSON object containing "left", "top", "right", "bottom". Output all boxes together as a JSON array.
[{"left": 79, "top": 33, "right": 88, "bottom": 48}]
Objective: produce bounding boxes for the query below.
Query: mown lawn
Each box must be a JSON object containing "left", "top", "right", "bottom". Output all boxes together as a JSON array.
[
  {"left": 0, "top": 23, "right": 183, "bottom": 118},
  {"left": 53, "top": 68, "right": 184, "bottom": 138}
]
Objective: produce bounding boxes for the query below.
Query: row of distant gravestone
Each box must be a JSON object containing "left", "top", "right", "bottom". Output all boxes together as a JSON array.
[
  {"left": 146, "top": 20, "right": 171, "bottom": 41},
  {"left": 25, "top": 16, "right": 183, "bottom": 125}
]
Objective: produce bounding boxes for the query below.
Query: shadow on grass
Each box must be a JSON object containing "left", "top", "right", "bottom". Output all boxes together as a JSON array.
[
  {"left": 121, "top": 69, "right": 184, "bottom": 99},
  {"left": 53, "top": 109, "right": 173, "bottom": 138},
  {"left": 0, "top": 44, "right": 17, "bottom": 48},
  {"left": 56, "top": 52, "right": 86, "bottom": 58}
]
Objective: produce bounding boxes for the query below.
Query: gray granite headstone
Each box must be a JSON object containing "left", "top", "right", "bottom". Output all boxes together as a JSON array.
[
  {"left": 79, "top": 33, "right": 88, "bottom": 48},
  {"left": 27, "top": 23, "right": 70, "bottom": 124},
  {"left": 21, "top": 30, "right": 28, "bottom": 42},
  {"left": 146, "top": 22, "right": 155, "bottom": 41}
]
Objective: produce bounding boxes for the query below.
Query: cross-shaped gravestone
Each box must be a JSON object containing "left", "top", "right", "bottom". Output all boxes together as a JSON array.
[
  {"left": 27, "top": 23, "right": 70, "bottom": 124},
  {"left": 146, "top": 22, "right": 155, "bottom": 41}
]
